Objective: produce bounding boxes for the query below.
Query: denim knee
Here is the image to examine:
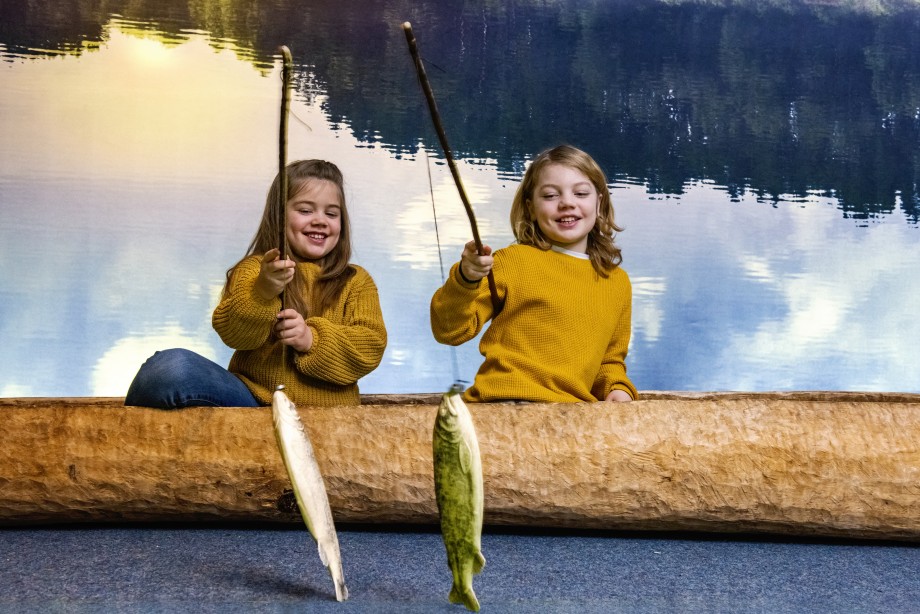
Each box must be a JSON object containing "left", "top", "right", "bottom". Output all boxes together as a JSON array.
[{"left": 125, "top": 348, "right": 203, "bottom": 407}]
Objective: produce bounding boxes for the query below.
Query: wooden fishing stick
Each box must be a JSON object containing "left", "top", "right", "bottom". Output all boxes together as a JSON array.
[
  {"left": 274, "top": 45, "right": 293, "bottom": 380},
  {"left": 278, "top": 45, "right": 293, "bottom": 311},
  {"left": 401, "top": 22, "right": 501, "bottom": 314}
]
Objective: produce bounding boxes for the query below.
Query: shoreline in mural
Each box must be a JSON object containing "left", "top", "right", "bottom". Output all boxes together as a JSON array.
[{"left": 3, "top": 0, "right": 919, "bottom": 221}]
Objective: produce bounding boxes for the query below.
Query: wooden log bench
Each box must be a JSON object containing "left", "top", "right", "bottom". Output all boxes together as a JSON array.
[{"left": 1, "top": 392, "right": 918, "bottom": 540}]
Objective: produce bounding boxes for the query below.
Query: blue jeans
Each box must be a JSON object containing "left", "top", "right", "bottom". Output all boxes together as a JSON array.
[{"left": 125, "top": 348, "right": 260, "bottom": 408}]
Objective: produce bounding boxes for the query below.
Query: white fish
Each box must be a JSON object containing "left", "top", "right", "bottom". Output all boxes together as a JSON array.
[
  {"left": 433, "top": 385, "right": 485, "bottom": 611},
  {"left": 272, "top": 387, "right": 348, "bottom": 601}
]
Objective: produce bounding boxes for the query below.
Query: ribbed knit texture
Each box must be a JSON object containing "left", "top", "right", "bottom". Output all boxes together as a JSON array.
[
  {"left": 212, "top": 255, "right": 387, "bottom": 406},
  {"left": 431, "top": 244, "right": 637, "bottom": 403}
]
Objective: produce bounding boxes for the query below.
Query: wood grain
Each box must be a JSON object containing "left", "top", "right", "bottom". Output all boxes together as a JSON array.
[{"left": 1, "top": 393, "right": 918, "bottom": 540}]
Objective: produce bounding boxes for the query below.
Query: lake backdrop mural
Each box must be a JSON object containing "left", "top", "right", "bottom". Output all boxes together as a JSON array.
[{"left": 1, "top": 0, "right": 919, "bottom": 397}]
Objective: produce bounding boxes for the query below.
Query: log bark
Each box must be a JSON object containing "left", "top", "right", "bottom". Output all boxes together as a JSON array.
[{"left": 1, "top": 393, "right": 919, "bottom": 540}]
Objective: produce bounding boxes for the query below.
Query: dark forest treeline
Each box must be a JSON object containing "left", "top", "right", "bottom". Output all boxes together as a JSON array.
[{"left": 2, "top": 0, "right": 919, "bottom": 221}]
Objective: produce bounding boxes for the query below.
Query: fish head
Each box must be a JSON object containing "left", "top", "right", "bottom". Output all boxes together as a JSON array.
[
  {"left": 272, "top": 386, "right": 304, "bottom": 432},
  {"left": 435, "top": 386, "right": 464, "bottom": 438},
  {"left": 272, "top": 386, "right": 294, "bottom": 410}
]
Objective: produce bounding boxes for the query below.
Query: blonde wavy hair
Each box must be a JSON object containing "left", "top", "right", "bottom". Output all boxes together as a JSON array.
[{"left": 509, "top": 145, "right": 623, "bottom": 276}]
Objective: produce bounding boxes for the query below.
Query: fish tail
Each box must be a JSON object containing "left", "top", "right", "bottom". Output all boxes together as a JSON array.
[
  {"left": 449, "top": 583, "right": 480, "bottom": 612},
  {"left": 334, "top": 578, "right": 349, "bottom": 602}
]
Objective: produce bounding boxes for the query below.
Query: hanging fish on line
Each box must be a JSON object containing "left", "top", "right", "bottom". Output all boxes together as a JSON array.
[
  {"left": 433, "top": 383, "right": 486, "bottom": 612},
  {"left": 272, "top": 386, "right": 348, "bottom": 602}
]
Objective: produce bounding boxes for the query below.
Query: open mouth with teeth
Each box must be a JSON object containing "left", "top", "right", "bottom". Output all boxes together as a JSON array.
[{"left": 555, "top": 216, "right": 581, "bottom": 228}]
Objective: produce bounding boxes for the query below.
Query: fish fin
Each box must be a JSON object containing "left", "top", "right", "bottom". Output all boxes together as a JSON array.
[
  {"left": 317, "top": 541, "right": 329, "bottom": 567},
  {"left": 448, "top": 584, "right": 462, "bottom": 605},
  {"left": 473, "top": 551, "right": 486, "bottom": 574},
  {"left": 449, "top": 585, "right": 480, "bottom": 612},
  {"left": 459, "top": 440, "right": 472, "bottom": 473}
]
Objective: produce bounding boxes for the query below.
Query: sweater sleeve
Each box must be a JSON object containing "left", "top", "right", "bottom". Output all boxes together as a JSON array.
[
  {"left": 212, "top": 256, "right": 280, "bottom": 350},
  {"left": 292, "top": 268, "right": 387, "bottom": 386},
  {"left": 591, "top": 270, "right": 639, "bottom": 401},
  {"left": 430, "top": 261, "right": 498, "bottom": 346}
]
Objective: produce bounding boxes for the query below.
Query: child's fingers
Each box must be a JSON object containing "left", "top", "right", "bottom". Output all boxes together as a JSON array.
[{"left": 464, "top": 240, "right": 492, "bottom": 256}]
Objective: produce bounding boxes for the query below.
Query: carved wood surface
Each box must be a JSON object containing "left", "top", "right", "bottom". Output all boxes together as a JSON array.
[{"left": 1, "top": 393, "right": 918, "bottom": 540}]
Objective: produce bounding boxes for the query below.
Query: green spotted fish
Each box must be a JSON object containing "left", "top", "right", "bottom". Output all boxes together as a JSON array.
[
  {"left": 272, "top": 387, "right": 348, "bottom": 602},
  {"left": 433, "top": 384, "right": 486, "bottom": 611}
]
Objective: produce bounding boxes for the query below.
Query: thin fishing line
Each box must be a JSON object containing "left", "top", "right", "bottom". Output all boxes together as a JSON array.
[
  {"left": 280, "top": 58, "right": 314, "bottom": 133},
  {"left": 424, "top": 148, "right": 462, "bottom": 385},
  {"left": 422, "top": 56, "right": 448, "bottom": 74},
  {"left": 290, "top": 108, "right": 314, "bottom": 132},
  {"left": 426, "top": 149, "right": 448, "bottom": 285},
  {"left": 408, "top": 39, "right": 466, "bottom": 388}
]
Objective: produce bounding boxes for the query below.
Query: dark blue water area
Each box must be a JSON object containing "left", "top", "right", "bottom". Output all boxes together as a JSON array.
[{"left": 2, "top": 526, "right": 919, "bottom": 613}]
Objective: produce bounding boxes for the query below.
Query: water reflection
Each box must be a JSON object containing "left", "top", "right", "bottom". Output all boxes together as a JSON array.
[
  {"left": 1, "top": 4, "right": 919, "bottom": 396},
  {"left": 617, "top": 182, "right": 920, "bottom": 391},
  {"left": 5, "top": 1, "right": 919, "bottom": 222}
]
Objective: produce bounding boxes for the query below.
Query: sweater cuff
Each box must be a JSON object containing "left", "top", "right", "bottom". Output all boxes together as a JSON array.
[{"left": 454, "top": 263, "right": 481, "bottom": 287}]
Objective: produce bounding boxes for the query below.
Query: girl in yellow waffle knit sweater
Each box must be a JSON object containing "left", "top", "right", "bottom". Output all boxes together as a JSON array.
[
  {"left": 125, "top": 160, "right": 387, "bottom": 408},
  {"left": 431, "top": 145, "right": 637, "bottom": 403}
]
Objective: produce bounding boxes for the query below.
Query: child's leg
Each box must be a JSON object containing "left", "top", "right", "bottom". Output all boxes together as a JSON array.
[{"left": 124, "top": 348, "right": 259, "bottom": 408}]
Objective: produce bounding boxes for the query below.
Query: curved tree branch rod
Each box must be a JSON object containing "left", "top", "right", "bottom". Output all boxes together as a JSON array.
[
  {"left": 278, "top": 45, "right": 293, "bottom": 311},
  {"left": 401, "top": 22, "right": 501, "bottom": 313}
]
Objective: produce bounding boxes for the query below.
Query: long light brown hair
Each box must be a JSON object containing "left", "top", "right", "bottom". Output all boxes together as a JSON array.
[
  {"left": 509, "top": 145, "right": 623, "bottom": 276},
  {"left": 224, "top": 159, "right": 355, "bottom": 317}
]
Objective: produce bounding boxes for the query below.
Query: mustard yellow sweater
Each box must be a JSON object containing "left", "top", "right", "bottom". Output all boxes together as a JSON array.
[
  {"left": 212, "top": 255, "right": 387, "bottom": 406},
  {"left": 431, "top": 244, "right": 637, "bottom": 403}
]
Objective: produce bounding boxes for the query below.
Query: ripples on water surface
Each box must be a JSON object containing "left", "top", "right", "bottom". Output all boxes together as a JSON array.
[{"left": 1, "top": 1, "right": 918, "bottom": 396}]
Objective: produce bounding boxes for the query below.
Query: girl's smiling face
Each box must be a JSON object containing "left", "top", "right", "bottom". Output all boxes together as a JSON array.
[
  {"left": 528, "top": 163, "right": 599, "bottom": 253},
  {"left": 285, "top": 179, "right": 342, "bottom": 261}
]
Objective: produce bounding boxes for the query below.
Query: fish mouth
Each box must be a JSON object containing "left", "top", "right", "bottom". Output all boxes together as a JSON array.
[
  {"left": 439, "top": 400, "right": 459, "bottom": 419},
  {"left": 436, "top": 391, "right": 462, "bottom": 431},
  {"left": 444, "top": 392, "right": 462, "bottom": 417},
  {"left": 449, "top": 382, "right": 465, "bottom": 395}
]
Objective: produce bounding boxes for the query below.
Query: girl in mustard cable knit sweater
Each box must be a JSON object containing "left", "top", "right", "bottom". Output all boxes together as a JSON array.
[
  {"left": 430, "top": 145, "right": 637, "bottom": 403},
  {"left": 126, "top": 160, "right": 387, "bottom": 408}
]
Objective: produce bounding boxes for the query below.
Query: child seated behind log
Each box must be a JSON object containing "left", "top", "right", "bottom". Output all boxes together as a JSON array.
[
  {"left": 430, "top": 144, "right": 637, "bottom": 403},
  {"left": 125, "top": 159, "right": 387, "bottom": 408}
]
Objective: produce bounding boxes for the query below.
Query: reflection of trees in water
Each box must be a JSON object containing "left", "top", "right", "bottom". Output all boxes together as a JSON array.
[{"left": 2, "top": 0, "right": 918, "bottom": 223}]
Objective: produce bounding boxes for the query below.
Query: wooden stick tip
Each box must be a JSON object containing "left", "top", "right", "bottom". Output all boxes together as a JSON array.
[{"left": 401, "top": 21, "right": 412, "bottom": 31}]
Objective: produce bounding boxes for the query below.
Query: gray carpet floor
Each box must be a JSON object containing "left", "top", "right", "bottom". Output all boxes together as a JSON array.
[{"left": 2, "top": 526, "right": 918, "bottom": 613}]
